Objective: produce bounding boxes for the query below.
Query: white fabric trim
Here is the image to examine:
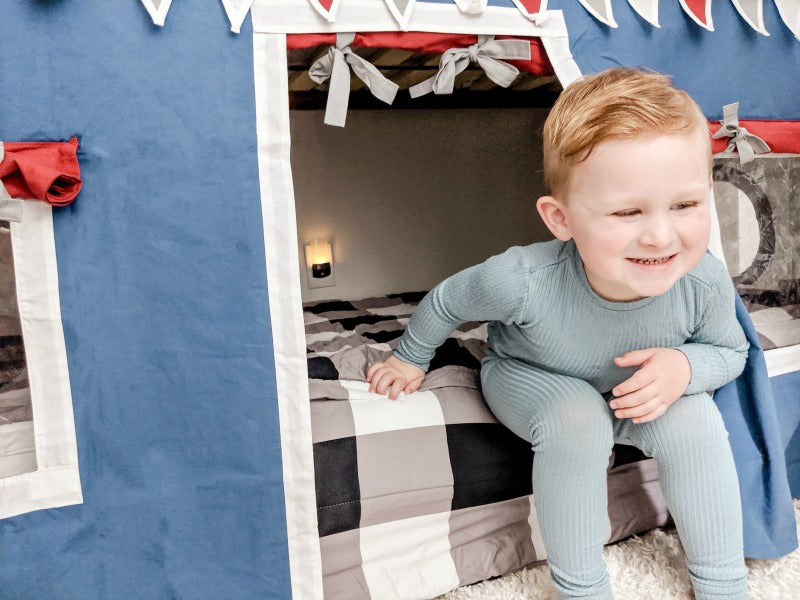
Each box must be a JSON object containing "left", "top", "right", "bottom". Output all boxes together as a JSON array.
[
  {"left": 0, "top": 201, "right": 82, "bottom": 520},
  {"left": 252, "top": 0, "right": 569, "bottom": 36},
  {"left": 221, "top": 0, "right": 256, "bottom": 33},
  {"left": 253, "top": 32, "right": 324, "bottom": 600},
  {"left": 539, "top": 30, "right": 582, "bottom": 87},
  {"left": 764, "top": 344, "right": 800, "bottom": 378},
  {"left": 139, "top": 0, "right": 174, "bottom": 27},
  {"left": 708, "top": 187, "right": 726, "bottom": 265}
]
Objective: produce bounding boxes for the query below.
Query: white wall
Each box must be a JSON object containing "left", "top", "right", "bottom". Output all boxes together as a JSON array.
[{"left": 290, "top": 108, "right": 554, "bottom": 303}]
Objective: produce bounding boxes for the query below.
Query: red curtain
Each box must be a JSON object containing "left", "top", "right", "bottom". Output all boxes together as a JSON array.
[{"left": 0, "top": 136, "right": 81, "bottom": 206}]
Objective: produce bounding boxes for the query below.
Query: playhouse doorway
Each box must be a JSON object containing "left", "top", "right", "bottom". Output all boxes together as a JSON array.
[
  {"left": 250, "top": 27, "right": 575, "bottom": 599},
  {"left": 286, "top": 41, "right": 564, "bottom": 303}
]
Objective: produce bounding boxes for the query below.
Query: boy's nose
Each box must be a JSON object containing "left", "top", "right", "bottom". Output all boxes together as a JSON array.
[{"left": 639, "top": 217, "right": 675, "bottom": 248}]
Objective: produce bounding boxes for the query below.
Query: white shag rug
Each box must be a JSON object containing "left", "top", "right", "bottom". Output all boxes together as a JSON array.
[{"left": 439, "top": 499, "right": 800, "bottom": 600}]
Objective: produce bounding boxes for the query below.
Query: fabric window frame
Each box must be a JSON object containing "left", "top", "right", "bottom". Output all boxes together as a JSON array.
[{"left": 0, "top": 200, "right": 82, "bottom": 520}]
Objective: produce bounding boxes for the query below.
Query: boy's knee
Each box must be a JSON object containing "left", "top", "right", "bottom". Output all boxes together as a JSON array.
[
  {"left": 641, "top": 393, "right": 729, "bottom": 456},
  {"left": 531, "top": 395, "right": 614, "bottom": 456}
]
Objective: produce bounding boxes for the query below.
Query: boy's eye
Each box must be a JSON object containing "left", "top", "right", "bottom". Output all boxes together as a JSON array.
[
  {"left": 673, "top": 201, "right": 699, "bottom": 210},
  {"left": 612, "top": 209, "right": 640, "bottom": 217}
]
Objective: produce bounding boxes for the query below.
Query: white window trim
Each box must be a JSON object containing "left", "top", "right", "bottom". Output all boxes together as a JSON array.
[
  {"left": 0, "top": 200, "right": 82, "bottom": 519},
  {"left": 254, "top": 32, "right": 325, "bottom": 600},
  {"left": 252, "top": 0, "right": 569, "bottom": 37}
]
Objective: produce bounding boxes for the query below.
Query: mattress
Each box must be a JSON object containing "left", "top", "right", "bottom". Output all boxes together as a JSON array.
[{"left": 304, "top": 293, "right": 671, "bottom": 600}]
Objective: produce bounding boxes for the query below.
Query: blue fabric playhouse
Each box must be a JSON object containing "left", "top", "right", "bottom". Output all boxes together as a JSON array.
[{"left": 1, "top": 1, "right": 799, "bottom": 598}]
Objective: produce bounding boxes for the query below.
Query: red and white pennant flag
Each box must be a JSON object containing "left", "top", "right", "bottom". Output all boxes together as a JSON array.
[{"left": 307, "top": 0, "right": 342, "bottom": 22}]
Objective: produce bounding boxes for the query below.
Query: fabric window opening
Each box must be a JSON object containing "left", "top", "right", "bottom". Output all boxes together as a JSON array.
[
  {"left": 0, "top": 204, "right": 82, "bottom": 520},
  {"left": 0, "top": 219, "right": 36, "bottom": 480}
]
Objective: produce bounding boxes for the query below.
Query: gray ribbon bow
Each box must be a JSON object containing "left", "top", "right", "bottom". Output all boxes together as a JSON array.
[
  {"left": 409, "top": 36, "right": 531, "bottom": 98},
  {"left": 309, "top": 33, "right": 399, "bottom": 128},
  {"left": 712, "top": 102, "right": 770, "bottom": 164},
  {"left": 0, "top": 142, "right": 23, "bottom": 223}
]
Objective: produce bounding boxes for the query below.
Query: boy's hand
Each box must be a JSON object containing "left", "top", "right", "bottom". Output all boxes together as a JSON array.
[
  {"left": 367, "top": 355, "right": 426, "bottom": 401},
  {"left": 610, "top": 348, "right": 691, "bottom": 423}
]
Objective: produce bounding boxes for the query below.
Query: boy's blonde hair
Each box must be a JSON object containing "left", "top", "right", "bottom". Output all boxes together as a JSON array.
[{"left": 543, "top": 67, "right": 710, "bottom": 197}]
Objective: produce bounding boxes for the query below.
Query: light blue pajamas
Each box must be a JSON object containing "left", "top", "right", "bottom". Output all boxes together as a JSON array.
[
  {"left": 395, "top": 240, "right": 751, "bottom": 599},
  {"left": 481, "top": 358, "right": 747, "bottom": 599}
]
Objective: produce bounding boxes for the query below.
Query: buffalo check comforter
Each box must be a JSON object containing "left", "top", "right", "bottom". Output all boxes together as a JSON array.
[{"left": 304, "top": 292, "right": 672, "bottom": 600}]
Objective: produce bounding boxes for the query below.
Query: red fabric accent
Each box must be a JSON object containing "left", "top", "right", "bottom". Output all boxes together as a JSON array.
[
  {"left": 316, "top": 0, "right": 335, "bottom": 11},
  {"left": 708, "top": 121, "right": 800, "bottom": 155},
  {"left": 682, "top": 0, "right": 710, "bottom": 26},
  {"left": 514, "top": 0, "right": 543, "bottom": 14},
  {"left": 287, "top": 32, "right": 554, "bottom": 76},
  {"left": 0, "top": 136, "right": 82, "bottom": 206}
]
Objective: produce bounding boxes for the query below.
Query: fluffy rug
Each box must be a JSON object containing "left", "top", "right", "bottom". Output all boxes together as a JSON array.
[{"left": 439, "top": 499, "right": 800, "bottom": 599}]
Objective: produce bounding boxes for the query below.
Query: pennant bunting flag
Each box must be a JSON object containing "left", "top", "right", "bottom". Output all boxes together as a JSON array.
[
  {"left": 731, "top": 0, "right": 769, "bottom": 34},
  {"left": 139, "top": 0, "right": 173, "bottom": 27},
  {"left": 307, "top": 0, "right": 341, "bottom": 23},
  {"left": 220, "top": 0, "right": 254, "bottom": 33},
  {"left": 626, "top": 0, "right": 660, "bottom": 27},
  {"left": 678, "top": 0, "right": 714, "bottom": 30},
  {"left": 384, "top": 0, "right": 418, "bottom": 29},
  {"left": 774, "top": 0, "right": 800, "bottom": 39},
  {"left": 452, "top": 0, "right": 489, "bottom": 14},
  {"left": 511, "top": 0, "right": 548, "bottom": 20},
  {"left": 576, "top": 0, "right": 618, "bottom": 27}
]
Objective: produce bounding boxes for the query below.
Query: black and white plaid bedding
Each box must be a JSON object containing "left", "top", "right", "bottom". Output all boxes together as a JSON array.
[{"left": 304, "top": 293, "right": 671, "bottom": 600}]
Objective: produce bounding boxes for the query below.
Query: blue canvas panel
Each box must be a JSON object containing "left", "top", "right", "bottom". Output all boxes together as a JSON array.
[
  {"left": 0, "top": 3, "right": 291, "bottom": 600},
  {"left": 423, "top": 0, "right": 800, "bottom": 120},
  {"left": 773, "top": 370, "right": 800, "bottom": 498}
]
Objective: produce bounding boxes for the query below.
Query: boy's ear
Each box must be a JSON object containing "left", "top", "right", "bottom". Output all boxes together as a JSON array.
[{"left": 536, "top": 196, "right": 572, "bottom": 241}]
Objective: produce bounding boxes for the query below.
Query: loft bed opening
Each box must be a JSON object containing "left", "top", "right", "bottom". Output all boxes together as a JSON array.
[
  {"left": 284, "top": 31, "right": 567, "bottom": 303},
  {"left": 290, "top": 106, "right": 557, "bottom": 303}
]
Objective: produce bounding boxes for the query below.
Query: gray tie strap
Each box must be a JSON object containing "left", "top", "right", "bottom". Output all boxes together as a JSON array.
[
  {"left": 0, "top": 143, "right": 23, "bottom": 223},
  {"left": 309, "top": 33, "right": 399, "bottom": 128},
  {"left": 712, "top": 102, "right": 771, "bottom": 164},
  {"left": 409, "top": 35, "right": 531, "bottom": 98}
]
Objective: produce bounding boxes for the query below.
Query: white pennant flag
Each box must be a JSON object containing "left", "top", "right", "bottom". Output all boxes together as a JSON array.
[
  {"left": 774, "top": 0, "right": 800, "bottom": 39},
  {"left": 731, "top": 0, "right": 769, "bottom": 34},
  {"left": 140, "top": 0, "right": 173, "bottom": 27},
  {"left": 452, "top": 0, "right": 489, "bottom": 14},
  {"left": 384, "top": 0, "right": 417, "bottom": 29},
  {"left": 626, "top": 0, "right": 660, "bottom": 27},
  {"left": 577, "top": 0, "right": 618, "bottom": 27},
  {"left": 221, "top": 0, "right": 254, "bottom": 33}
]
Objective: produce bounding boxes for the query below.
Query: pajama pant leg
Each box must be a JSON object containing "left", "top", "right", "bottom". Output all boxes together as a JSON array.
[
  {"left": 615, "top": 393, "right": 749, "bottom": 600},
  {"left": 481, "top": 358, "right": 615, "bottom": 599}
]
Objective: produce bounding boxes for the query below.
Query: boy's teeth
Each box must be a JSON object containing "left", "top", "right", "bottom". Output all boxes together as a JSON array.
[{"left": 633, "top": 257, "right": 668, "bottom": 264}]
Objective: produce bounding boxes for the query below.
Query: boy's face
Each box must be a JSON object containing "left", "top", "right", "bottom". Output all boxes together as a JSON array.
[{"left": 545, "top": 130, "right": 711, "bottom": 302}]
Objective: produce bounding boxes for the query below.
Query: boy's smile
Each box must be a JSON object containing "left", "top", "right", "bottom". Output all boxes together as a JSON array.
[{"left": 538, "top": 130, "right": 712, "bottom": 302}]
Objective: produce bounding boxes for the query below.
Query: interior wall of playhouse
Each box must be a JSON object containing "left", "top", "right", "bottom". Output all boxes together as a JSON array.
[{"left": 291, "top": 107, "right": 555, "bottom": 303}]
